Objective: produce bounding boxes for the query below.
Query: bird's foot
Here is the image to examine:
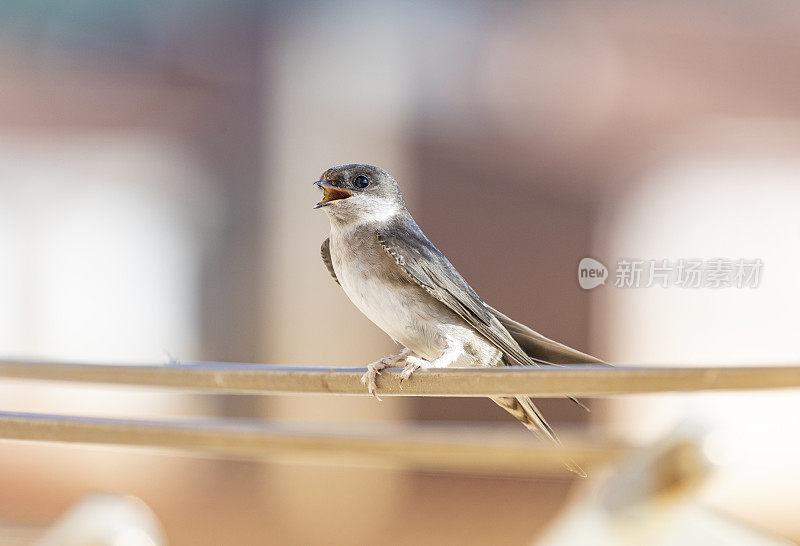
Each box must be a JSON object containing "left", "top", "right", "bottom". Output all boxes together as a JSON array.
[
  {"left": 360, "top": 360, "right": 389, "bottom": 400},
  {"left": 361, "top": 349, "right": 410, "bottom": 400},
  {"left": 399, "top": 357, "right": 424, "bottom": 387}
]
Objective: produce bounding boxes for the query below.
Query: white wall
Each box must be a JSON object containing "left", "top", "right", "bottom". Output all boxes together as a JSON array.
[{"left": 595, "top": 131, "right": 800, "bottom": 536}]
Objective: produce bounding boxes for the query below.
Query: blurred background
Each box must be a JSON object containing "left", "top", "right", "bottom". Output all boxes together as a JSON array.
[{"left": 1, "top": 0, "right": 799, "bottom": 544}]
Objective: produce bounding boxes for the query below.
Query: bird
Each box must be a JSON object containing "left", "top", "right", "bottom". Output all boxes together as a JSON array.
[{"left": 314, "top": 164, "right": 604, "bottom": 476}]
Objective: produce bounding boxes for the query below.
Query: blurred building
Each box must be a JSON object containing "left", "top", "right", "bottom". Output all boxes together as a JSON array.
[{"left": 0, "top": 1, "right": 799, "bottom": 544}]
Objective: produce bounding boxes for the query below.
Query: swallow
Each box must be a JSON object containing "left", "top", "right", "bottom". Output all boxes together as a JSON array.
[{"left": 315, "top": 164, "right": 604, "bottom": 475}]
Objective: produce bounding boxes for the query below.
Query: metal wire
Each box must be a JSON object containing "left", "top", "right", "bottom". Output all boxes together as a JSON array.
[
  {"left": 0, "top": 411, "right": 622, "bottom": 475},
  {"left": 0, "top": 359, "right": 798, "bottom": 397}
]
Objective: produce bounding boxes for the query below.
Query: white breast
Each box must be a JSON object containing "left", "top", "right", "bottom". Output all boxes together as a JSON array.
[
  {"left": 328, "top": 226, "right": 503, "bottom": 367},
  {"left": 328, "top": 226, "right": 439, "bottom": 354},
  {"left": 335, "top": 253, "right": 417, "bottom": 344}
]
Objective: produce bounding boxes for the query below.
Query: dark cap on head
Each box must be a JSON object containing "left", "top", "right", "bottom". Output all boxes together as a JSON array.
[{"left": 315, "top": 164, "right": 405, "bottom": 223}]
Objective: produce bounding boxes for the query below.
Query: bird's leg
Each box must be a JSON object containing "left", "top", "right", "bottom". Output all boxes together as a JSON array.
[
  {"left": 361, "top": 348, "right": 411, "bottom": 400},
  {"left": 398, "top": 356, "right": 426, "bottom": 385},
  {"left": 399, "top": 342, "right": 463, "bottom": 385}
]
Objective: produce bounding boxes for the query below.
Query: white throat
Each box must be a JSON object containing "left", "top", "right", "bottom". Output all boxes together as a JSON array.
[
  {"left": 356, "top": 200, "right": 400, "bottom": 224},
  {"left": 327, "top": 199, "right": 401, "bottom": 229}
]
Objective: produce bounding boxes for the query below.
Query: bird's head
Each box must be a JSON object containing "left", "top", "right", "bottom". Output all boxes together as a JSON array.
[{"left": 314, "top": 164, "right": 405, "bottom": 225}]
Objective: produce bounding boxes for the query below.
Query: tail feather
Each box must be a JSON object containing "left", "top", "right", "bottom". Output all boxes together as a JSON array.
[
  {"left": 486, "top": 305, "right": 605, "bottom": 414},
  {"left": 491, "top": 395, "right": 587, "bottom": 478}
]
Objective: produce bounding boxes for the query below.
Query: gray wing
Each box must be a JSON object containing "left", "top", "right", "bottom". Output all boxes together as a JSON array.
[
  {"left": 377, "top": 219, "right": 566, "bottom": 442},
  {"left": 376, "top": 217, "right": 602, "bottom": 445},
  {"left": 321, "top": 237, "right": 339, "bottom": 284},
  {"left": 376, "top": 219, "right": 544, "bottom": 368}
]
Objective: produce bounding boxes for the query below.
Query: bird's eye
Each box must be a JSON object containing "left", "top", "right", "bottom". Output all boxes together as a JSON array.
[{"left": 353, "top": 175, "right": 370, "bottom": 189}]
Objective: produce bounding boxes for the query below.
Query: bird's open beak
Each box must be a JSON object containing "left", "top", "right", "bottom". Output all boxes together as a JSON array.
[{"left": 314, "top": 180, "right": 353, "bottom": 209}]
